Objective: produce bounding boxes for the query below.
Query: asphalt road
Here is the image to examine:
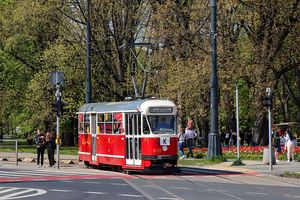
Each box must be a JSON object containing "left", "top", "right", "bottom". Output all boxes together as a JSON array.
[{"left": 0, "top": 166, "right": 299, "bottom": 200}]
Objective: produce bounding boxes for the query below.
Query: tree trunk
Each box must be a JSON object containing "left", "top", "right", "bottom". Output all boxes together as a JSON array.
[
  {"left": 177, "top": 90, "right": 182, "bottom": 130},
  {"left": 62, "top": 118, "right": 75, "bottom": 146},
  {"left": 252, "top": 113, "right": 268, "bottom": 146}
]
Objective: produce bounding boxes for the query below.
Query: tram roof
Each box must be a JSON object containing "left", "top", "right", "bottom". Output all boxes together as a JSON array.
[{"left": 78, "top": 99, "right": 176, "bottom": 113}]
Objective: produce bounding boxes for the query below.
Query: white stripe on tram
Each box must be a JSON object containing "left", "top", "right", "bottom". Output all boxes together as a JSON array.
[
  {"left": 78, "top": 152, "right": 91, "bottom": 155},
  {"left": 96, "top": 154, "right": 124, "bottom": 158}
]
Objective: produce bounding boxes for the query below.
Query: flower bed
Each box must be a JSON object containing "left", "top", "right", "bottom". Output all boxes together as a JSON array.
[{"left": 190, "top": 146, "right": 300, "bottom": 160}]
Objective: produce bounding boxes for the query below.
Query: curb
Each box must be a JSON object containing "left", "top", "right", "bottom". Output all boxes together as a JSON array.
[{"left": 1, "top": 157, "right": 78, "bottom": 165}]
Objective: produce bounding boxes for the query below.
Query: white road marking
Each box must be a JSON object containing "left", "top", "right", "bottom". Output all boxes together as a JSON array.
[
  {"left": 0, "top": 171, "right": 55, "bottom": 177},
  {"left": 31, "top": 179, "right": 48, "bottom": 181},
  {"left": 48, "top": 189, "right": 72, "bottom": 192},
  {"left": 0, "top": 188, "right": 18, "bottom": 194},
  {"left": 123, "top": 179, "right": 155, "bottom": 200},
  {"left": 110, "top": 183, "right": 128, "bottom": 186},
  {"left": 283, "top": 193, "right": 300, "bottom": 198},
  {"left": 171, "top": 187, "right": 191, "bottom": 190},
  {"left": 83, "top": 181, "right": 101, "bottom": 184},
  {"left": 205, "top": 188, "right": 242, "bottom": 200},
  {"left": 84, "top": 191, "right": 107, "bottom": 195},
  {"left": 157, "top": 198, "right": 179, "bottom": 200},
  {"left": 141, "top": 185, "right": 156, "bottom": 188},
  {"left": 246, "top": 192, "right": 268, "bottom": 195},
  {"left": 0, "top": 187, "right": 47, "bottom": 200},
  {"left": 118, "top": 193, "right": 143, "bottom": 197},
  {"left": 61, "top": 180, "right": 73, "bottom": 183}
]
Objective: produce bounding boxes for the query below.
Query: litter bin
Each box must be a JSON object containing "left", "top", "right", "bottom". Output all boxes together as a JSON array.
[{"left": 263, "top": 147, "right": 276, "bottom": 165}]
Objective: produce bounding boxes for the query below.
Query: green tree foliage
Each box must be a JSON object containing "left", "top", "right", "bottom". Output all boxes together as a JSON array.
[{"left": 0, "top": 0, "right": 299, "bottom": 146}]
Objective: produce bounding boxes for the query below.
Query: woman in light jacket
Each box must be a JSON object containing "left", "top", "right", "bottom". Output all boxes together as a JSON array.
[{"left": 284, "top": 127, "right": 295, "bottom": 162}]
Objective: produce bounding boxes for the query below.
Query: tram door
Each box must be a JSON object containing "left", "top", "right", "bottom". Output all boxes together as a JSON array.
[
  {"left": 125, "top": 113, "right": 141, "bottom": 165},
  {"left": 90, "top": 114, "right": 97, "bottom": 161}
]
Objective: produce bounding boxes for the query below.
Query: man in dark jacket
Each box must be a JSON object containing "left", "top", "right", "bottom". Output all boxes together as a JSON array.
[{"left": 35, "top": 129, "right": 46, "bottom": 168}]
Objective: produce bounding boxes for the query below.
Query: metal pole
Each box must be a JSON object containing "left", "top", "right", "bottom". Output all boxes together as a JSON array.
[
  {"left": 56, "top": 115, "right": 60, "bottom": 169},
  {"left": 268, "top": 103, "right": 273, "bottom": 170},
  {"left": 56, "top": 85, "right": 60, "bottom": 169},
  {"left": 236, "top": 85, "right": 240, "bottom": 160},
  {"left": 207, "top": 0, "right": 222, "bottom": 159},
  {"left": 15, "top": 139, "right": 18, "bottom": 166},
  {"left": 85, "top": 0, "right": 92, "bottom": 103}
]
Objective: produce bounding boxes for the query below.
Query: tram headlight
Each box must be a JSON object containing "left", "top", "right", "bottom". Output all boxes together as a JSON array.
[{"left": 162, "top": 146, "right": 168, "bottom": 151}]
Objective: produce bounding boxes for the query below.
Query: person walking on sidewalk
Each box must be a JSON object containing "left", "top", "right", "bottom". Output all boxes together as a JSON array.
[
  {"left": 46, "top": 132, "right": 55, "bottom": 167},
  {"left": 34, "top": 129, "right": 46, "bottom": 168}
]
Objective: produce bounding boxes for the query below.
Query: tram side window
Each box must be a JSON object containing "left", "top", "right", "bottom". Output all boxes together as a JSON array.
[
  {"left": 143, "top": 116, "right": 150, "bottom": 134},
  {"left": 78, "top": 114, "right": 85, "bottom": 133},
  {"left": 137, "top": 114, "right": 141, "bottom": 135},
  {"left": 97, "top": 114, "right": 105, "bottom": 134},
  {"left": 125, "top": 114, "right": 132, "bottom": 135},
  {"left": 105, "top": 113, "right": 113, "bottom": 134},
  {"left": 84, "top": 114, "right": 90, "bottom": 134},
  {"left": 113, "top": 113, "right": 122, "bottom": 134}
]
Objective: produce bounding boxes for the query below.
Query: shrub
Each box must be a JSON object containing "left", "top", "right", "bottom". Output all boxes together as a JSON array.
[{"left": 231, "top": 159, "right": 245, "bottom": 166}]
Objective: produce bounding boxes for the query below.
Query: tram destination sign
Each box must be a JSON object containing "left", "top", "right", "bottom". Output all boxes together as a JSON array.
[{"left": 149, "top": 107, "right": 173, "bottom": 113}]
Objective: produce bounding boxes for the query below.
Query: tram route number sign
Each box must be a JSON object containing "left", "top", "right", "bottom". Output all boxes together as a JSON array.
[{"left": 160, "top": 137, "right": 170, "bottom": 146}]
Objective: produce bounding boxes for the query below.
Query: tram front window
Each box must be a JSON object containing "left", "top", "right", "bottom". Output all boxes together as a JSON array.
[{"left": 144, "top": 115, "right": 175, "bottom": 134}]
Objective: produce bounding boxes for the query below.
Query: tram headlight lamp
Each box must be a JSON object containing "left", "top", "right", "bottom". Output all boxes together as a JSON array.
[{"left": 162, "top": 146, "right": 168, "bottom": 151}]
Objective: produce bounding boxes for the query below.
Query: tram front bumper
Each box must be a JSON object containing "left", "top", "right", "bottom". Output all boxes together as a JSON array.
[{"left": 142, "top": 155, "right": 178, "bottom": 160}]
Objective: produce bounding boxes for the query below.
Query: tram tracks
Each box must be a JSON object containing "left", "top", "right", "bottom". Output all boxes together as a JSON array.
[
  {"left": 124, "top": 173, "right": 185, "bottom": 200},
  {"left": 125, "top": 168, "right": 300, "bottom": 200}
]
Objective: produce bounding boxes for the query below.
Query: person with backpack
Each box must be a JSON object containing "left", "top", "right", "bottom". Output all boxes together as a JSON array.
[
  {"left": 283, "top": 126, "right": 295, "bottom": 162},
  {"left": 34, "top": 129, "right": 46, "bottom": 168}
]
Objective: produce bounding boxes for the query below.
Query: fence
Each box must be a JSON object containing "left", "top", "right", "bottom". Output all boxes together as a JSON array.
[{"left": 0, "top": 139, "right": 19, "bottom": 166}]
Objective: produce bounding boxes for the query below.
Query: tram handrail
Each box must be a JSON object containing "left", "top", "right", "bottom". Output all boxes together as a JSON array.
[{"left": 0, "top": 139, "right": 19, "bottom": 166}]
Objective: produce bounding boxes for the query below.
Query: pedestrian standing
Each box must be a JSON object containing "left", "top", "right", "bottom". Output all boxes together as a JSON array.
[
  {"left": 34, "top": 129, "right": 46, "bottom": 168},
  {"left": 46, "top": 132, "right": 56, "bottom": 167},
  {"left": 284, "top": 126, "right": 295, "bottom": 162},
  {"left": 272, "top": 126, "right": 282, "bottom": 163},
  {"left": 185, "top": 124, "right": 197, "bottom": 159},
  {"left": 178, "top": 128, "right": 186, "bottom": 159}
]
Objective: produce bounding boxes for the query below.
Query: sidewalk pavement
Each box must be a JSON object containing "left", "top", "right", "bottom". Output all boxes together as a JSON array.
[
  {"left": 205, "top": 159, "right": 300, "bottom": 176},
  {"left": 1, "top": 152, "right": 299, "bottom": 176}
]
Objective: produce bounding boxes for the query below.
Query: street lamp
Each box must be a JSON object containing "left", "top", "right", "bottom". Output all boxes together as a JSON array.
[
  {"left": 207, "top": 0, "right": 222, "bottom": 159},
  {"left": 85, "top": 0, "right": 92, "bottom": 103}
]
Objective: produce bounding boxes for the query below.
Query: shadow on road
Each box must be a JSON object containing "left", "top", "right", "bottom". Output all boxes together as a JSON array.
[{"left": 138, "top": 167, "right": 244, "bottom": 176}]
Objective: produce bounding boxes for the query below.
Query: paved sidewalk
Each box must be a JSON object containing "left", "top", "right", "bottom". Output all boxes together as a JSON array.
[
  {"left": 1, "top": 152, "right": 299, "bottom": 176},
  {"left": 205, "top": 159, "right": 300, "bottom": 176}
]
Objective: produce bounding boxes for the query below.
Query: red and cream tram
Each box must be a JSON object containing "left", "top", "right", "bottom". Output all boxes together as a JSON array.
[{"left": 77, "top": 99, "right": 178, "bottom": 172}]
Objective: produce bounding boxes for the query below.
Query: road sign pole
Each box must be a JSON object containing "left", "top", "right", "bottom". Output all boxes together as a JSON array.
[
  {"left": 266, "top": 88, "right": 273, "bottom": 171},
  {"left": 55, "top": 84, "right": 61, "bottom": 169}
]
